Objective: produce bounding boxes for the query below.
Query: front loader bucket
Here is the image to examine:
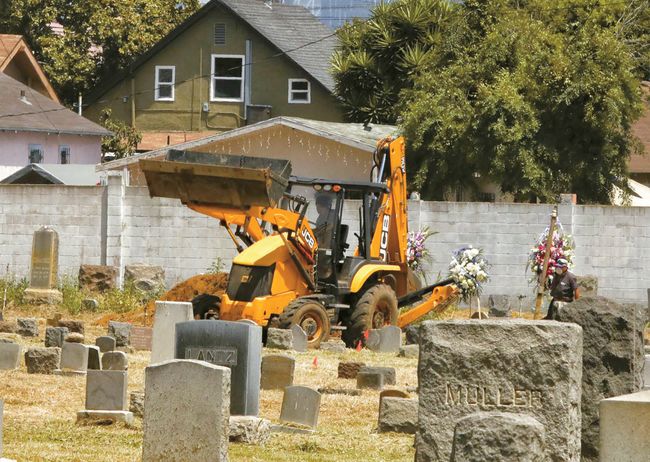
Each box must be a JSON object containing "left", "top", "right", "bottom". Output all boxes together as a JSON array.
[{"left": 139, "top": 150, "right": 292, "bottom": 209}]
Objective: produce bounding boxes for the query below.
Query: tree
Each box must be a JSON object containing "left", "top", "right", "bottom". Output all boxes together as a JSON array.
[
  {"left": 100, "top": 109, "right": 141, "bottom": 161},
  {"left": 0, "top": 0, "right": 199, "bottom": 105},
  {"left": 333, "top": 0, "right": 646, "bottom": 204}
]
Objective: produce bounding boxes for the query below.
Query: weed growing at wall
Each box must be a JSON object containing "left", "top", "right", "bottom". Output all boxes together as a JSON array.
[
  {"left": 0, "top": 274, "right": 28, "bottom": 309},
  {"left": 99, "top": 282, "right": 163, "bottom": 314},
  {"left": 58, "top": 275, "right": 86, "bottom": 315}
]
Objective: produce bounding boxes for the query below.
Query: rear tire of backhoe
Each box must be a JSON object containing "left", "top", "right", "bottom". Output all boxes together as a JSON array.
[
  {"left": 342, "top": 283, "right": 398, "bottom": 348},
  {"left": 278, "top": 299, "right": 330, "bottom": 349}
]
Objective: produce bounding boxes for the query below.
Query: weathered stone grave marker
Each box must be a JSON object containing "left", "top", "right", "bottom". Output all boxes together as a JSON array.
[
  {"left": 415, "top": 319, "right": 582, "bottom": 462},
  {"left": 77, "top": 370, "right": 132, "bottom": 424},
  {"left": 24, "top": 227, "right": 62, "bottom": 304},
  {"left": 261, "top": 354, "right": 295, "bottom": 390},
  {"left": 359, "top": 366, "right": 396, "bottom": 385},
  {"left": 0, "top": 343, "right": 20, "bottom": 370},
  {"left": 291, "top": 325, "right": 308, "bottom": 352},
  {"left": 142, "top": 360, "right": 230, "bottom": 461},
  {"left": 338, "top": 361, "right": 365, "bottom": 379},
  {"left": 45, "top": 327, "right": 68, "bottom": 348},
  {"left": 599, "top": 390, "right": 650, "bottom": 462},
  {"left": 102, "top": 351, "right": 128, "bottom": 371},
  {"left": 378, "top": 397, "right": 418, "bottom": 434},
  {"left": 95, "top": 336, "right": 115, "bottom": 353},
  {"left": 130, "top": 326, "right": 153, "bottom": 351},
  {"left": 556, "top": 296, "right": 645, "bottom": 461},
  {"left": 279, "top": 386, "right": 321, "bottom": 430},
  {"left": 366, "top": 325, "right": 402, "bottom": 353},
  {"left": 25, "top": 347, "right": 60, "bottom": 374},
  {"left": 151, "top": 302, "right": 192, "bottom": 364},
  {"left": 266, "top": 328, "right": 293, "bottom": 350},
  {"left": 357, "top": 371, "right": 384, "bottom": 390},
  {"left": 450, "top": 412, "right": 547, "bottom": 462},
  {"left": 78, "top": 264, "right": 117, "bottom": 292},
  {"left": 175, "top": 320, "right": 262, "bottom": 416},
  {"left": 16, "top": 318, "right": 38, "bottom": 337},
  {"left": 108, "top": 321, "right": 131, "bottom": 347},
  {"left": 59, "top": 342, "right": 88, "bottom": 373},
  {"left": 87, "top": 345, "right": 101, "bottom": 370}
]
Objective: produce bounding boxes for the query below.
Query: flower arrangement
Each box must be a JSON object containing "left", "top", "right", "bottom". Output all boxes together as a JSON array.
[
  {"left": 406, "top": 227, "right": 435, "bottom": 277},
  {"left": 448, "top": 246, "right": 489, "bottom": 300},
  {"left": 527, "top": 222, "right": 575, "bottom": 289}
]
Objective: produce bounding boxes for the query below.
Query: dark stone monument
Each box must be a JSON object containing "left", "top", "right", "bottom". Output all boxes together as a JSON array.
[
  {"left": 279, "top": 386, "right": 321, "bottom": 429},
  {"left": 45, "top": 327, "right": 69, "bottom": 348},
  {"left": 175, "top": 320, "right": 262, "bottom": 416},
  {"left": 108, "top": 321, "right": 131, "bottom": 347}
]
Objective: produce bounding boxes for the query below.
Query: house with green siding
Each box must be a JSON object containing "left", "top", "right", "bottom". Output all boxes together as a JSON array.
[{"left": 84, "top": 0, "right": 345, "bottom": 151}]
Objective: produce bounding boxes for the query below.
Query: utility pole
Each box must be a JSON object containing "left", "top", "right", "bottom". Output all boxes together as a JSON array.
[{"left": 534, "top": 207, "right": 558, "bottom": 319}]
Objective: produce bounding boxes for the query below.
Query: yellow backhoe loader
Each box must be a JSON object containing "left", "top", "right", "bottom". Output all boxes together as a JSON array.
[{"left": 140, "top": 137, "right": 456, "bottom": 348}]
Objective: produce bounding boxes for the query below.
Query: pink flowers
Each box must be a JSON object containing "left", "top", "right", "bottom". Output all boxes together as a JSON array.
[
  {"left": 407, "top": 227, "right": 435, "bottom": 276},
  {"left": 527, "top": 224, "right": 575, "bottom": 288}
]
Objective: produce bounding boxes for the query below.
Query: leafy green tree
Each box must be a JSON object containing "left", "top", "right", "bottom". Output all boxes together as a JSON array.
[
  {"left": 334, "top": 0, "right": 646, "bottom": 204},
  {"left": 99, "top": 109, "right": 142, "bottom": 161},
  {"left": 0, "top": 0, "right": 199, "bottom": 105}
]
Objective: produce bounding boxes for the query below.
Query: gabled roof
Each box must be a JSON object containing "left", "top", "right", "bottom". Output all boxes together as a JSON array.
[
  {"left": 0, "top": 34, "right": 59, "bottom": 102},
  {"left": 98, "top": 116, "right": 397, "bottom": 171},
  {"left": 0, "top": 73, "right": 111, "bottom": 136},
  {"left": 87, "top": 0, "right": 337, "bottom": 104},
  {"left": 0, "top": 164, "right": 102, "bottom": 185}
]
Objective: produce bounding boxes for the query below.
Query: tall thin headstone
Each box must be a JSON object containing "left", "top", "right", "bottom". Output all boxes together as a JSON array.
[
  {"left": 175, "top": 320, "right": 262, "bottom": 416},
  {"left": 24, "top": 227, "right": 62, "bottom": 304},
  {"left": 142, "top": 360, "right": 230, "bottom": 461},
  {"left": 150, "top": 302, "right": 193, "bottom": 365}
]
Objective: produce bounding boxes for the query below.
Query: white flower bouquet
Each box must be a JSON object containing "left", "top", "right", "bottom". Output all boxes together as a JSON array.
[{"left": 448, "top": 246, "right": 489, "bottom": 300}]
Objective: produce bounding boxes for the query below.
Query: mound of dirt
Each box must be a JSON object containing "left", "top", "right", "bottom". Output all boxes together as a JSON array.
[{"left": 95, "top": 273, "right": 228, "bottom": 327}]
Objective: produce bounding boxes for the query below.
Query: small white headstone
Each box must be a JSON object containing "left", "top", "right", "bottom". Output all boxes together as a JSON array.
[{"left": 150, "top": 301, "right": 193, "bottom": 365}]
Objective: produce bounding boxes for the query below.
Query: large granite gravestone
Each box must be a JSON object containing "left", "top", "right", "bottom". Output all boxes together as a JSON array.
[
  {"left": 0, "top": 343, "right": 20, "bottom": 370},
  {"left": 45, "top": 327, "right": 68, "bottom": 348},
  {"left": 416, "top": 320, "right": 582, "bottom": 462},
  {"left": 556, "top": 296, "right": 645, "bottom": 461},
  {"left": 142, "top": 360, "right": 230, "bottom": 462},
  {"left": 280, "top": 386, "right": 321, "bottom": 429},
  {"left": 16, "top": 318, "right": 38, "bottom": 337},
  {"left": 261, "top": 354, "right": 295, "bottom": 390},
  {"left": 124, "top": 264, "right": 165, "bottom": 293},
  {"left": 24, "top": 347, "right": 60, "bottom": 374},
  {"left": 78, "top": 264, "right": 117, "bottom": 293},
  {"left": 599, "top": 390, "right": 650, "bottom": 462},
  {"left": 450, "top": 412, "right": 547, "bottom": 462},
  {"left": 378, "top": 397, "right": 418, "bottom": 434},
  {"left": 107, "top": 321, "right": 131, "bottom": 347},
  {"left": 151, "top": 302, "right": 193, "bottom": 365},
  {"left": 24, "top": 227, "right": 62, "bottom": 304},
  {"left": 175, "top": 320, "right": 262, "bottom": 416}
]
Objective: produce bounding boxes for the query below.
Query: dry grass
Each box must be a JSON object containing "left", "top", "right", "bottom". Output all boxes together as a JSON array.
[{"left": 1, "top": 314, "right": 417, "bottom": 462}]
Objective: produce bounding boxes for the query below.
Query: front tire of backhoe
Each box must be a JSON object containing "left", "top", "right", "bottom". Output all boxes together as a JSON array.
[
  {"left": 278, "top": 299, "right": 330, "bottom": 349},
  {"left": 343, "top": 284, "right": 398, "bottom": 348}
]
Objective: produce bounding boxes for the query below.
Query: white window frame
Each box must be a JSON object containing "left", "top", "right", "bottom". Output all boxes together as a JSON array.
[
  {"left": 59, "top": 145, "right": 70, "bottom": 164},
  {"left": 210, "top": 54, "right": 245, "bottom": 103},
  {"left": 288, "top": 78, "right": 311, "bottom": 104},
  {"left": 154, "top": 65, "right": 175, "bottom": 101}
]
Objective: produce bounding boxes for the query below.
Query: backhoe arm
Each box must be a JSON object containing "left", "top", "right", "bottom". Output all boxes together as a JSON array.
[{"left": 396, "top": 280, "right": 458, "bottom": 328}]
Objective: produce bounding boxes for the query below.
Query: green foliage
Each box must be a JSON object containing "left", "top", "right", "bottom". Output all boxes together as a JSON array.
[
  {"left": 99, "top": 281, "right": 162, "bottom": 314},
  {"left": 334, "top": 0, "right": 647, "bottom": 204},
  {"left": 0, "top": 274, "right": 28, "bottom": 309},
  {"left": 207, "top": 257, "right": 225, "bottom": 275},
  {"left": 58, "top": 275, "right": 86, "bottom": 315},
  {"left": 100, "top": 108, "right": 142, "bottom": 160},
  {"left": 0, "top": 0, "right": 200, "bottom": 105}
]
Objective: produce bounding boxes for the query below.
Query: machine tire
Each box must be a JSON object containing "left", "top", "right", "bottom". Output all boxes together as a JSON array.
[
  {"left": 278, "top": 299, "right": 331, "bottom": 349},
  {"left": 343, "top": 283, "right": 398, "bottom": 348}
]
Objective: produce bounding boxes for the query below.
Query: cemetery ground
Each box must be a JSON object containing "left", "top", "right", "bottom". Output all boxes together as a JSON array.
[{"left": 1, "top": 306, "right": 418, "bottom": 462}]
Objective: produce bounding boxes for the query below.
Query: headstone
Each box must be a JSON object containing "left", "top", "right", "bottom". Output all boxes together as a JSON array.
[
  {"left": 78, "top": 264, "right": 117, "bottom": 292},
  {"left": 24, "top": 226, "right": 62, "bottom": 304},
  {"left": 229, "top": 416, "right": 271, "bottom": 444},
  {"left": 16, "top": 318, "right": 38, "bottom": 337},
  {"left": 102, "top": 351, "right": 128, "bottom": 371},
  {"left": 266, "top": 328, "right": 293, "bottom": 350},
  {"left": 279, "top": 386, "right": 321, "bottom": 429},
  {"left": 130, "top": 391, "right": 144, "bottom": 417},
  {"left": 24, "top": 347, "right": 60, "bottom": 374},
  {"left": 487, "top": 294, "right": 512, "bottom": 317},
  {"left": 142, "top": 360, "right": 230, "bottom": 461},
  {"left": 124, "top": 264, "right": 165, "bottom": 293},
  {"left": 599, "top": 390, "right": 650, "bottom": 462},
  {"left": 359, "top": 366, "right": 396, "bottom": 385},
  {"left": 108, "top": 321, "right": 131, "bottom": 347},
  {"left": 357, "top": 371, "right": 384, "bottom": 390},
  {"left": 130, "top": 326, "right": 153, "bottom": 351},
  {"left": 319, "top": 339, "right": 346, "bottom": 352},
  {"left": 644, "top": 355, "right": 650, "bottom": 390},
  {"left": 95, "top": 336, "right": 116, "bottom": 353},
  {"left": 399, "top": 344, "right": 419, "bottom": 358},
  {"left": 404, "top": 325, "right": 419, "bottom": 345},
  {"left": 65, "top": 332, "right": 84, "bottom": 343},
  {"left": 260, "top": 354, "right": 295, "bottom": 390},
  {"left": 379, "top": 389, "right": 409, "bottom": 404},
  {"left": 175, "top": 320, "right": 262, "bottom": 416},
  {"left": 150, "top": 301, "right": 193, "bottom": 364},
  {"left": 87, "top": 345, "right": 101, "bottom": 370},
  {"left": 84, "top": 370, "right": 128, "bottom": 410},
  {"left": 291, "top": 325, "right": 308, "bottom": 352},
  {"left": 378, "top": 397, "right": 418, "bottom": 434},
  {"left": 60, "top": 342, "right": 89, "bottom": 372},
  {"left": 450, "top": 412, "right": 547, "bottom": 462},
  {"left": 415, "top": 320, "right": 582, "bottom": 462},
  {"left": 366, "top": 325, "right": 402, "bottom": 353},
  {"left": 338, "top": 361, "right": 366, "bottom": 379},
  {"left": 556, "top": 296, "right": 645, "bottom": 461},
  {"left": 58, "top": 319, "right": 84, "bottom": 334},
  {"left": 0, "top": 343, "right": 20, "bottom": 370},
  {"left": 45, "top": 327, "right": 68, "bottom": 348}
]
